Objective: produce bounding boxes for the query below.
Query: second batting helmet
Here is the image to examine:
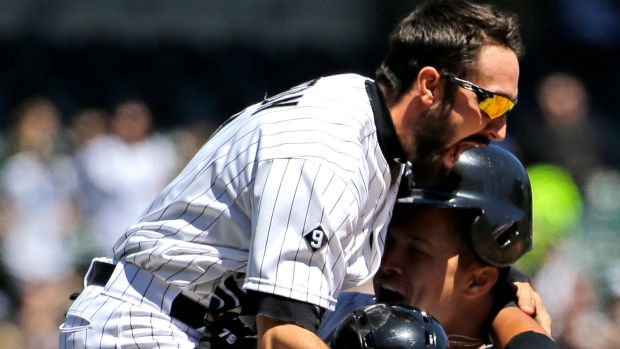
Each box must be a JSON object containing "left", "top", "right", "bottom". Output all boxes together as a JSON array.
[
  {"left": 398, "top": 145, "right": 533, "bottom": 267},
  {"left": 331, "top": 303, "right": 449, "bottom": 349}
]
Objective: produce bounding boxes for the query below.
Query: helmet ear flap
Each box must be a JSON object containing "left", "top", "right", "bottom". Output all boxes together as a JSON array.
[
  {"left": 332, "top": 310, "right": 371, "bottom": 349},
  {"left": 363, "top": 331, "right": 376, "bottom": 348},
  {"left": 471, "top": 203, "right": 531, "bottom": 267},
  {"left": 355, "top": 311, "right": 377, "bottom": 348},
  {"left": 420, "top": 308, "right": 450, "bottom": 348}
]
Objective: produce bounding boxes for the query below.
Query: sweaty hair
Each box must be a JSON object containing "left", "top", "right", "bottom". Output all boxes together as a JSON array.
[{"left": 376, "top": 0, "right": 524, "bottom": 104}]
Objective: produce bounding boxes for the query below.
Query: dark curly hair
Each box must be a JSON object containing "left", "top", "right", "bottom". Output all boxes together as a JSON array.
[{"left": 376, "top": 0, "right": 524, "bottom": 105}]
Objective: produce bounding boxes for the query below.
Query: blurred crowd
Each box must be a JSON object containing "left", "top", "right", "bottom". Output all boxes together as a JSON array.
[
  {"left": 511, "top": 72, "right": 620, "bottom": 348},
  {"left": 0, "top": 71, "right": 620, "bottom": 348},
  {"left": 0, "top": 0, "right": 616, "bottom": 347},
  {"left": 0, "top": 97, "right": 215, "bottom": 349}
]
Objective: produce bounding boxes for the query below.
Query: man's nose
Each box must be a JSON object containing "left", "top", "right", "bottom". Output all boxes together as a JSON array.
[
  {"left": 380, "top": 248, "right": 403, "bottom": 275},
  {"left": 483, "top": 114, "right": 507, "bottom": 141}
]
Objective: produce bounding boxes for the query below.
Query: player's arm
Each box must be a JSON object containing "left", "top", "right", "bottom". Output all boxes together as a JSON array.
[
  {"left": 246, "top": 158, "right": 363, "bottom": 348},
  {"left": 490, "top": 307, "right": 558, "bottom": 349},
  {"left": 245, "top": 152, "right": 372, "bottom": 348},
  {"left": 242, "top": 291, "right": 329, "bottom": 349},
  {"left": 257, "top": 316, "right": 329, "bottom": 349}
]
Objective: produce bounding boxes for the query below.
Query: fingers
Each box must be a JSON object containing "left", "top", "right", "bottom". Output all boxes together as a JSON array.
[
  {"left": 513, "top": 281, "right": 553, "bottom": 336},
  {"left": 514, "top": 281, "right": 535, "bottom": 315},
  {"left": 531, "top": 289, "right": 553, "bottom": 336}
]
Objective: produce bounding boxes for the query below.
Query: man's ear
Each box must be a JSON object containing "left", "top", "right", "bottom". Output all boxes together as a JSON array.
[
  {"left": 464, "top": 265, "right": 499, "bottom": 299},
  {"left": 416, "top": 67, "right": 442, "bottom": 106}
]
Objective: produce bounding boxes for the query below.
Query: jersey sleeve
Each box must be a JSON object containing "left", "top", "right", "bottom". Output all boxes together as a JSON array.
[
  {"left": 504, "top": 331, "right": 560, "bottom": 349},
  {"left": 242, "top": 290, "right": 326, "bottom": 333},
  {"left": 244, "top": 157, "right": 362, "bottom": 311}
]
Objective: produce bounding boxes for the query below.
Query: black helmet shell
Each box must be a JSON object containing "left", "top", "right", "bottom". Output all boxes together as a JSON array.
[
  {"left": 398, "top": 145, "right": 533, "bottom": 267},
  {"left": 331, "top": 303, "right": 449, "bottom": 349}
]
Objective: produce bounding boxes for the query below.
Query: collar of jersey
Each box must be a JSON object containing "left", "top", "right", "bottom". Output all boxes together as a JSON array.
[{"left": 365, "top": 80, "right": 406, "bottom": 167}]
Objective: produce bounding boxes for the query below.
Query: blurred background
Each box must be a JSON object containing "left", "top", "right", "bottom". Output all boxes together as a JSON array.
[{"left": 0, "top": 0, "right": 618, "bottom": 348}]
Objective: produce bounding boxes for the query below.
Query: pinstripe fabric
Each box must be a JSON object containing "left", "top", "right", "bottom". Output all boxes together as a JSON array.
[
  {"left": 60, "top": 74, "right": 403, "bottom": 348},
  {"left": 60, "top": 260, "right": 199, "bottom": 348}
]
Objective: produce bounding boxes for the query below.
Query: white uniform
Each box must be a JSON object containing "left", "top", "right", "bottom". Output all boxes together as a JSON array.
[{"left": 60, "top": 74, "right": 405, "bottom": 348}]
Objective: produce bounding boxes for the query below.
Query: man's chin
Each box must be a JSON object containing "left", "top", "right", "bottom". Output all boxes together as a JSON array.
[
  {"left": 411, "top": 156, "right": 450, "bottom": 187},
  {"left": 412, "top": 142, "right": 486, "bottom": 187}
]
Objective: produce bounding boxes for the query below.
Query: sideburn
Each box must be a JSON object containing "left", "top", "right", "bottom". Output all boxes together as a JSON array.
[{"left": 410, "top": 96, "right": 455, "bottom": 187}]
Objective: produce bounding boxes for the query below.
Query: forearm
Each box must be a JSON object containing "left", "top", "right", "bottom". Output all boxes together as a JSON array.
[
  {"left": 490, "top": 307, "right": 555, "bottom": 349},
  {"left": 257, "top": 315, "right": 330, "bottom": 349}
]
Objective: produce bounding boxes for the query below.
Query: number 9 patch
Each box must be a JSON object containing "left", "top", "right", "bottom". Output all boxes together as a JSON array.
[{"left": 304, "top": 225, "right": 328, "bottom": 252}]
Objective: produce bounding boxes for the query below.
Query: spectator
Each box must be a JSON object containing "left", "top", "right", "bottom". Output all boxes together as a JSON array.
[
  {"left": 74, "top": 100, "right": 178, "bottom": 257},
  {"left": 66, "top": 108, "right": 110, "bottom": 272},
  {"left": 516, "top": 73, "right": 618, "bottom": 193},
  {"left": 0, "top": 97, "right": 81, "bottom": 349},
  {"left": 68, "top": 108, "right": 109, "bottom": 151}
]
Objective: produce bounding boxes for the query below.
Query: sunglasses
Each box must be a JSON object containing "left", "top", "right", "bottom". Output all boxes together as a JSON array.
[{"left": 443, "top": 74, "right": 517, "bottom": 119}]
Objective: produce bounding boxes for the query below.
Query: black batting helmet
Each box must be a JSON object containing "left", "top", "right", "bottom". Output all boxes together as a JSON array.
[
  {"left": 331, "top": 303, "right": 449, "bottom": 349},
  {"left": 398, "top": 145, "right": 533, "bottom": 267}
]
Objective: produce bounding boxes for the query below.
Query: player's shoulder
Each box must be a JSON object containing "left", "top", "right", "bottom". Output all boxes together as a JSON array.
[
  {"left": 244, "top": 73, "right": 374, "bottom": 131},
  {"left": 299, "top": 73, "right": 377, "bottom": 134},
  {"left": 308, "top": 74, "right": 373, "bottom": 108},
  {"left": 313, "top": 73, "right": 372, "bottom": 88},
  {"left": 253, "top": 73, "right": 377, "bottom": 145}
]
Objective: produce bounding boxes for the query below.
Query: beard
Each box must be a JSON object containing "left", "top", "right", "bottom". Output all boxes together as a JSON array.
[{"left": 407, "top": 99, "right": 455, "bottom": 188}]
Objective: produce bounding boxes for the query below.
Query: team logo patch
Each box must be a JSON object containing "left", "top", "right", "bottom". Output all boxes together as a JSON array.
[
  {"left": 226, "top": 334, "right": 237, "bottom": 344},
  {"left": 304, "top": 225, "right": 328, "bottom": 252}
]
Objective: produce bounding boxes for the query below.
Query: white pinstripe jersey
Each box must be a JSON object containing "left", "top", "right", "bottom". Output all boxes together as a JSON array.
[{"left": 112, "top": 73, "right": 404, "bottom": 311}]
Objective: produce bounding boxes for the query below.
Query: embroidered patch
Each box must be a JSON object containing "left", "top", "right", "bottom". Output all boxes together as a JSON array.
[
  {"left": 304, "top": 225, "right": 328, "bottom": 252},
  {"left": 225, "top": 334, "right": 237, "bottom": 344}
]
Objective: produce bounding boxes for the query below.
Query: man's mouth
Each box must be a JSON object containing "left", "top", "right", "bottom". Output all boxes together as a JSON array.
[
  {"left": 445, "top": 137, "right": 490, "bottom": 168},
  {"left": 377, "top": 285, "right": 405, "bottom": 303}
]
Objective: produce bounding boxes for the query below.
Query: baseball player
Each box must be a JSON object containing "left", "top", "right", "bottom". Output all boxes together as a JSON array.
[
  {"left": 319, "top": 145, "right": 559, "bottom": 349},
  {"left": 59, "top": 1, "right": 539, "bottom": 348}
]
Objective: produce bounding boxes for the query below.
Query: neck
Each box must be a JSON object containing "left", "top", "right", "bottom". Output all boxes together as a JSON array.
[
  {"left": 448, "top": 334, "right": 489, "bottom": 349},
  {"left": 443, "top": 295, "right": 494, "bottom": 349}
]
